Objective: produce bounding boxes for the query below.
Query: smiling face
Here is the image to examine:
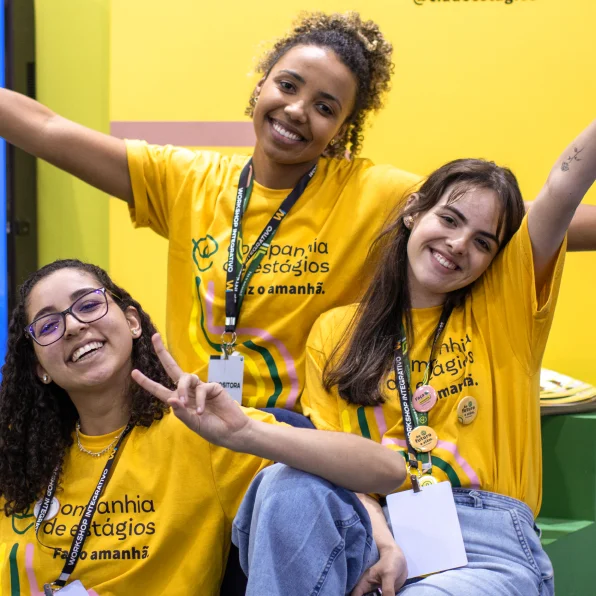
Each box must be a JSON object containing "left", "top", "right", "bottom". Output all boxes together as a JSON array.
[
  {"left": 252, "top": 44, "right": 358, "bottom": 167},
  {"left": 26, "top": 268, "right": 141, "bottom": 396},
  {"left": 406, "top": 186, "right": 504, "bottom": 307}
]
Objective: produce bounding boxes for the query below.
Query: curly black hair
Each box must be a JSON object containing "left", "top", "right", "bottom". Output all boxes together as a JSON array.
[
  {"left": 0, "top": 259, "right": 172, "bottom": 516},
  {"left": 246, "top": 11, "right": 394, "bottom": 158}
]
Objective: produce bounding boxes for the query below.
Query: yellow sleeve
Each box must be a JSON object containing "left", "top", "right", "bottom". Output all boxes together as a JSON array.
[
  {"left": 209, "top": 408, "right": 277, "bottom": 523},
  {"left": 301, "top": 313, "right": 345, "bottom": 432},
  {"left": 125, "top": 140, "right": 220, "bottom": 239},
  {"left": 481, "top": 214, "right": 567, "bottom": 372}
]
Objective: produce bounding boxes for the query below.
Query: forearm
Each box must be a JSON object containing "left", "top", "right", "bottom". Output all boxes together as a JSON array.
[
  {"left": 541, "top": 119, "right": 596, "bottom": 214},
  {"left": 233, "top": 420, "right": 406, "bottom": 494},
  {"left": 0, "top": 88, "right": 57, "bottom": 156},
  {"left": 357, "top": 493, "right": 397, "bottom": 551},
  {"left": 565, "top": 203, "right": 596, "bottom": 251}
]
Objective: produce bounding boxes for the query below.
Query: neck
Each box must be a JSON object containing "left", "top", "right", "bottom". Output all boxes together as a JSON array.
[
  {"left": 252, "top": 145, "right": 318, "bottom": 189},
  {"left": 407, "top": 269, "right": 447, "bottom": 309},
  {"left": 70, "top": 386, "right": 131, "bottom": 436}
]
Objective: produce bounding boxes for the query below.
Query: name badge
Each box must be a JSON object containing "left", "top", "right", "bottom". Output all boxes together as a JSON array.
[
  {"left": 208, "top": 355, "right": 244, "bottom": 404},
  {"left": 385, "top": 481, "right": 467, "bottom": 578}
]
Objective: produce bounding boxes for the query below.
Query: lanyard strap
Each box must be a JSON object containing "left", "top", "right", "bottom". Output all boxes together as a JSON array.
[
  {"left": 37, "top": 423, "right": 133, "bottom": 589},
  {"left": 224, "top": 158, "right": 317, "bottom": 340},
  {"left": 393, "top": 306, "right": 452, "bottom": 474}
]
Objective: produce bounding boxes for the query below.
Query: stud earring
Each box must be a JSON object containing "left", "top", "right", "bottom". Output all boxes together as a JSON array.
[
  {"left": 42, "top": 374, "right": 50, "bottom": 384},
  {"left": 330, "top": 139, "right": 337, "bottom": 147},
  {"left": 132, "top": 329, "right": 139, "bottom": 337},
  {"left": 404, "top": 215, "right": 414, "bottom": 229}
]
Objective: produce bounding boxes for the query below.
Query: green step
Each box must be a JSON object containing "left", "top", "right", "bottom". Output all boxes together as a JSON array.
[{"left": 539, "top": 413, "right": 596, "bottom": 593}]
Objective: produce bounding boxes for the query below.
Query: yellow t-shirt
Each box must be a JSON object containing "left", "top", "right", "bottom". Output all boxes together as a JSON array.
[
  {"left": 126, "top": 142, "right": 419, "bottom": 410},
  {"left": 0, "top": 411, "right": 272, "bottom": 596},
  {"left": 302, "top": 216, "right": 566, "bottom": 517}
]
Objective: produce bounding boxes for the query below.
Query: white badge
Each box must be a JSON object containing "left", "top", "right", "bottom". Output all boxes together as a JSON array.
[
  {"left": 34, "top": 497, "right": 60, "bottom": 522},
  {"left": 55, "top": 581, "right": 88, "bottom": 595},
  {"left": 386, "top": 481, "right": 468, "bottom": 578},
  {"left": 208, "top": 355, "right": 244, "bottom": 404}
]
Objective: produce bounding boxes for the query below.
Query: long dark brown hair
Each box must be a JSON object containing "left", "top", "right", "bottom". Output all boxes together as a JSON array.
[
  {"left": 0, "top": 259, "right": 173, "bottom": 515},
  {"left": 324, "top": 158, "right": 525, "bottom": 406}
]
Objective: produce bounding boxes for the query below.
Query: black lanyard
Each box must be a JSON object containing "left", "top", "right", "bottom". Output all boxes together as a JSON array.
[
  {"left": 393, "top": 306, "right": 451, "bottom": 489},
  {"left": 223, "top": 158, "right": 317, "bottom": 352},
  {"left": 37, "top": 423, "right": 133, "bottom": 590}
]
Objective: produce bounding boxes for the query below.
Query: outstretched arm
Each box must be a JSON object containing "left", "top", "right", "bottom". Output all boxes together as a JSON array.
[
  {"left": 528, "top": 119, "right": 596, "bottom": 289},
  {"left": 0, "top": 88, "right": 132, "bottom": 202},
  {"left": 132, "top": 334, "right": 406, "bottom": 496},
  {"left": 526, "top": 201, "right": 596, "bottom": 252}
]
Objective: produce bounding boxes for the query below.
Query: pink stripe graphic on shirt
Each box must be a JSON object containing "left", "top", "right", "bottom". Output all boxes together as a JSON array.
[
  {"left": 381, "top": 437, "right": 480, "bottom": 488},
  {"left": 205, "top": 282, "right": 300, "bottom": 408},
  {"left": 25, "top": 543, "right": 41, "bottom": 595},
  {"left": 374, "top": 406, "right": 388, "bottom": 438}
]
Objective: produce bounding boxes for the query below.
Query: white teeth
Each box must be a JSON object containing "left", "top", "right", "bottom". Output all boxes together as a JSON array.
[
  {"left": 72, "top": 341, "right": 104, "bottom": 363},
  {"left": 272, "top": 120, "right": 302, "bottom": 141},
  {"left": 432, "top": 250, "right": 457, "bottom": 270}
]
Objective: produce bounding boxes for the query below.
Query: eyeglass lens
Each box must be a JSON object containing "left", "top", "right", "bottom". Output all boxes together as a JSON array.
[{"left": 30, "top": 289, "right": 108, "bottom": 345}]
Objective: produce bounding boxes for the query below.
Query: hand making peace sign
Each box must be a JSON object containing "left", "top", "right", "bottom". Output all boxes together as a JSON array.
[{"left": 131, "top": 334, "right": 250, "bottom": 447}]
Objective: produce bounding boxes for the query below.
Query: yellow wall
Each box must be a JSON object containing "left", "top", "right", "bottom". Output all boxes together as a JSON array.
[
  {"left": 36, "top": 0, "right": 110, "bottom": 268},
  {"left": 109, "top": 0, "right": 596, "bottom": 382}
]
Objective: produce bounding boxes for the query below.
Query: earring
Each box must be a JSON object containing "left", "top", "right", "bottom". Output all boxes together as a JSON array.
[
  {"left": 330, "top": 139, "right": 337, "bottom": 147},
  {"left": 132, "top": 329, "right": 139, "bottom": 337},
  {"left": 42, "top": 374, "right": 50, "bottom": 384},
  {"left": 404, "top": 215, "right": 414, "bottom": 229}
]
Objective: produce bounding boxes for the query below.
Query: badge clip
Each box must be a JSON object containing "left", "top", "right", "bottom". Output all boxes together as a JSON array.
[{"left": 220, "top": 332, "right": 237, "bottom": 360}]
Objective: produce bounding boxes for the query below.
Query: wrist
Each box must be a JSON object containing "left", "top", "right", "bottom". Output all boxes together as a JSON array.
[{"left": 224, "top": 414, "right": 257, "bottom": 453}]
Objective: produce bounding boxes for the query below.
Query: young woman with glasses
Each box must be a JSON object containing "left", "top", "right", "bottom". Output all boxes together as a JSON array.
[{"left": 0, "top": 259, "right": 405, "bottom": 595}]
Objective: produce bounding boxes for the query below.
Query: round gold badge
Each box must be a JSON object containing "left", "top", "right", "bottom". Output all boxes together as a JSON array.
[
  {"left": 419, "top": 475, "right": 438, "bottom": 488},
  {"left": 409, "top": 425, "right": 438, "bottom": 452},
  {"left": 457, "top": 397, "right": 478, "bottom": 425}
]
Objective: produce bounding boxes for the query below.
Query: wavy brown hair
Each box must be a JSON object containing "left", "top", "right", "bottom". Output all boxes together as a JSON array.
[
  {"left": 246, "top": 11, "right": 393, "bottom": 158},
  {"left": 324, "top": 159, "right": 525, "bottom": 406},
  {"left": 0, "top": 259, "right": 172, "bottom": 516}
]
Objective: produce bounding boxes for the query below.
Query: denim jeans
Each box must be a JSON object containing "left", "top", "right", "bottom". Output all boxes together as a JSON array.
[
  {"left": 260, "top": 407, "right": 316, "bottom": 429},
  {"left": 232, "top": 463, "right": 379, "bottom": 596},
  {"left": 399, "top": 489, "right": 554, "bottom": 596},
  {"left": 233, "top": 470, "right": 554, "bottom": 596}
]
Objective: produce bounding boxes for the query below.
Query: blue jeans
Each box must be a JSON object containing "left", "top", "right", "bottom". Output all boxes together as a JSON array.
[
  {"left": 399, "top": 489, "right": 554, "bottom": 595},
  {"left": 232, "top": 463, "right": 379, "bottom": 596},
  {"left": 233, "top": 472, "right": 554, "bottom": 596},
  {"left": 260, "top": 407, "right": 316, "bottom": 429}
]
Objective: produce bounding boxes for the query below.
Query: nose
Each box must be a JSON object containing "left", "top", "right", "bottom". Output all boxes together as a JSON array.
[
  {"left": 446, "top": 233, "right": 468, "bottom": 255},
  {"left": 284, "top": 99, "right": 307, "bottom": 124},
  {"left": 64, "top": 312, "right": 88, "bottom": 337}
]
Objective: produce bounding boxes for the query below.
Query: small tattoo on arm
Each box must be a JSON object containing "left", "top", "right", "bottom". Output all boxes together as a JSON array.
[{"left": 561, "top": 146, "right": 584, "bottom": 171}]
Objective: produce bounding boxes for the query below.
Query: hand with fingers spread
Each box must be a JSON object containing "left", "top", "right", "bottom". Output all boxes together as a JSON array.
[{"left": 131, "top": 334, "right": 250, "bottom": 447}]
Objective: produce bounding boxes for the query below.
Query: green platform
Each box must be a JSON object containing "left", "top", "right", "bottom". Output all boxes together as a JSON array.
[{"left": 538, "top": 413, "right": 596, "bottom": 594}]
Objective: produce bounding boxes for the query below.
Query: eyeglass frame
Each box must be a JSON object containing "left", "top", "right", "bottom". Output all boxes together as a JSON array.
[{"left": 24, "top": 287, "right": 119, "bottom": 347}]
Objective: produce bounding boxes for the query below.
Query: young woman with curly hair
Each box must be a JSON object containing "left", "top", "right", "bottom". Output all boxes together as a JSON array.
[
  {"left": 0, "top": 12, "right": 594, "bottom": 418},
  {"left": 0, "top": 259, "right": 406, "bottom": 595}
]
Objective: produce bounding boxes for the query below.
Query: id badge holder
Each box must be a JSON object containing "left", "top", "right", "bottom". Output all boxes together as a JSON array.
[
  {"left": 44, "top": 581, "right": 88, "bottom": 595},
  {"left": 385, "top": 481, "right": 468, "bottom": 578},
  {"left": 208, "top": 354, "right": 244, "bottom": 404}
]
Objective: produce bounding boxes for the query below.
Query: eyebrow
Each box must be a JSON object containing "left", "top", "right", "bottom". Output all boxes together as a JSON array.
[
  {"left": 30, "top": 287, "right": 100, "bottom": 322},
  {"left": 277, "top": 69, "right": 343, "bottom": 111},
  {"left": 443, "top": 205, "right": 500, "bottom": 246}
]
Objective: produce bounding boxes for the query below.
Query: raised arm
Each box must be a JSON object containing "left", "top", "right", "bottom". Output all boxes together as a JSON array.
[
  {"left": 0, "top": 88, "right": 132, "bottom": 203},
  {"left": 528, "top": 119, "right": 596, "bottom": 289}
]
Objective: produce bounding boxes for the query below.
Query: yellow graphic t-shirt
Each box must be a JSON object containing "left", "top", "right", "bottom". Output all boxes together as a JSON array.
[
  {"left": 126, "top": 142, "right": 419, "bottom": 410},
  {"left": 302, "top": 216, "right": 566, "bottom": 516},
  {"left": 0, "top": 411, "right": 273, "bottom": 596}
]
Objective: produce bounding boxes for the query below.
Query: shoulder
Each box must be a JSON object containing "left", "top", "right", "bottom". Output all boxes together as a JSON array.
[{"left": 308, "top": 304, "right": 359, "bottom": 353}]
